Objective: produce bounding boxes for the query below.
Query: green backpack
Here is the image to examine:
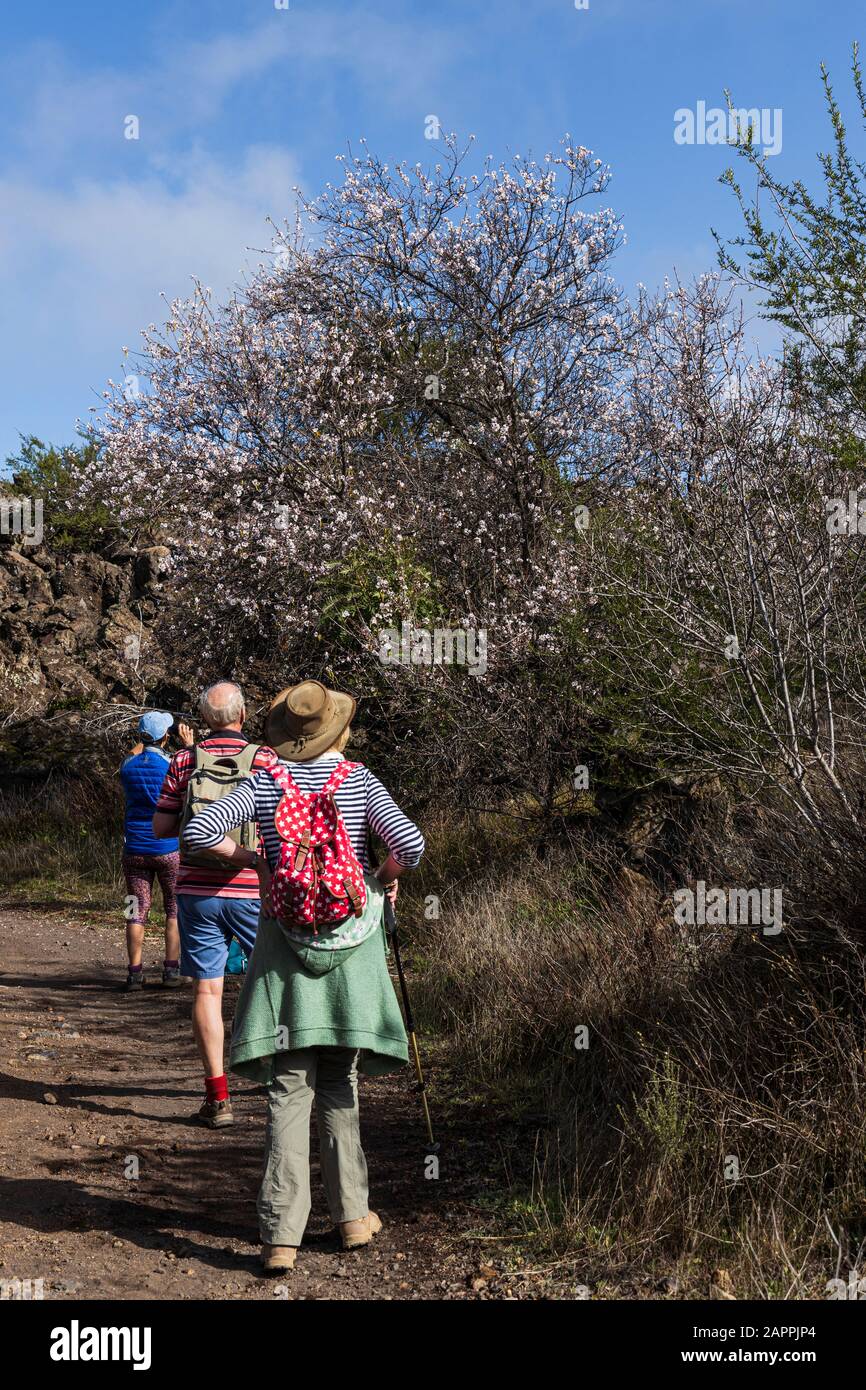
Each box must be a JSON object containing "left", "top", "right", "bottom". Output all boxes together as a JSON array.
[{"left": 179, "top": 742, "right": 261, "bottom": 866}]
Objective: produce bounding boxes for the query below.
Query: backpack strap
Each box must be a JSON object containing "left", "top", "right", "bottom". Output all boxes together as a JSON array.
[
  {"left": 270, "top": 762, "right": 300, "bottom": 796},
  {"left": 234, "top": 742, "right": 260, "bottom": 776},
  {"left": 195, "top": 740, "right": 260, "bottom": 775},
  {"left": 320, "top": 760, "right": 361, "bottom": 797}
]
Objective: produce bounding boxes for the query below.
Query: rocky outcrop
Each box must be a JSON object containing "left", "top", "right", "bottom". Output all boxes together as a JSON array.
[{"left": 0, "top": 539, "right": 190, "bottom": 777}]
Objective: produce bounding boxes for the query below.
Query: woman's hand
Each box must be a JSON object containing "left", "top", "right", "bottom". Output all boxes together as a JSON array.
[
  {"left": 380, "top": 878, "right": 399, "bottom": 905},
  {"left": 375, "top": 854, "right": 402, "bottom": 905}
]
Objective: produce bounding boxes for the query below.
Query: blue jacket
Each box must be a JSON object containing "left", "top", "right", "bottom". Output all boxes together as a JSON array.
[{"left": 119, "top": 747, "right": 179, "bottom": 855}]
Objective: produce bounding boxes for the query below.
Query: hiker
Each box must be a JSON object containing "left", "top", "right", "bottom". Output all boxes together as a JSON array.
[
  {"left": 151, "top": 681, "right": 278, "bottom": 1127},
  {"left": 120, "top": 711, "right": 191, "bottom": 992},
  {"left": 180, "top": 680, "right": 425, "bottom": 1274}
]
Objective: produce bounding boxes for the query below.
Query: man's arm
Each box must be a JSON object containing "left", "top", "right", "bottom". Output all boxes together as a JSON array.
[
  {"left": 151, "top": 726, "right": 195, "bottom": 838},
  {"left": 152, "top": 810, "right": 180, "bottom": 837}
]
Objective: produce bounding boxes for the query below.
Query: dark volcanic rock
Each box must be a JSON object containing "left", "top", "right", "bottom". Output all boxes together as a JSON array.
[{"left": 0, "top": 537, "right": 190, "bottom": 778}]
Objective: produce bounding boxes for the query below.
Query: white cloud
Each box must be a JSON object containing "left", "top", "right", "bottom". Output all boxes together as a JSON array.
[
  {"left": 0, "top": 6, "right": 461, "bottom": 454},
  {"left": 0, "top": 145, "right": 300, "bottom": 444},
  {"left": 1, "top": 142, "right": 298, "bottom": 309},
  {"left": 4, "top": 11, "right": 459, "bottom": 168}
]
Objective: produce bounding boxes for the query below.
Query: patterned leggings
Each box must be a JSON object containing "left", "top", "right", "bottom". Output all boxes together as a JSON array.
[{"left": 122, "top": 852, "right": 180, "bottom": 923}]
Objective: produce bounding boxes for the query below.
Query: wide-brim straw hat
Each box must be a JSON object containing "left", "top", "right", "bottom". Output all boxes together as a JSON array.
[{"left": 264, "top": 679, "right": 356, "bottom": 762}]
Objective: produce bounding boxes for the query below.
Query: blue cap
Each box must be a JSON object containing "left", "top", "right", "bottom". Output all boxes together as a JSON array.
[{"left": 138, "top": 710, "right": 173, "bottom": 742}]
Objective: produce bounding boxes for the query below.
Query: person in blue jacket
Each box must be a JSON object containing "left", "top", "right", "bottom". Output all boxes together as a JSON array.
[{"left": 119, "top": 710, "right": 190, "bottom": 992}]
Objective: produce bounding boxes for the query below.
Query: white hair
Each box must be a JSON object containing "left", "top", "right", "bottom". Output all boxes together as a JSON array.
[{"left": 199, "top": 681, "right": 245, "bottom": 728}]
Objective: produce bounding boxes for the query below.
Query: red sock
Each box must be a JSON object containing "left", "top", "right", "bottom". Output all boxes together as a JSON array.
[{"left": 205, "top": 1074, "right": 229, "bottom": 1104}]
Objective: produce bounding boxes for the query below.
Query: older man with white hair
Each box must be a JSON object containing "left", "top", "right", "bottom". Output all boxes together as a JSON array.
[{"left": 153, "top": 681, "right": 278, "bottom": 1127}]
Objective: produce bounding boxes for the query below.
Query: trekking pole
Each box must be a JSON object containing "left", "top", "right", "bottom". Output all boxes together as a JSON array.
[{"left": 383, "top": 896, "right": 437, "bottom": 1150}]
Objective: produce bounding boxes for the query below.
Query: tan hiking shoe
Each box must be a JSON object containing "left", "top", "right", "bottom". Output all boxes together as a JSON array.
[
  {"left": 262, "top": 1244, "right": 297, "bottom": 1274},
  {"left": 340, "top": 1211, "right": 382, "bottom": 1251},
  {"left": 198, "top": 1098, "right": 234, "bottom": 1129}
]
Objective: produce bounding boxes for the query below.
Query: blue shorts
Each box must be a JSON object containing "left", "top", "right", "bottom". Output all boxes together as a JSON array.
[{"left": 177, "top": 895, "right": 261, "bottom": 980}]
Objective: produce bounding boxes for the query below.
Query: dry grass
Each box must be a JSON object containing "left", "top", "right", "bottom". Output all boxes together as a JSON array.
[
  {"left": 409, "top": 815, "right": 866, "bottom": 1296},
  {"left": 0, "top": 772, "right": 124, "bottom": 907}
]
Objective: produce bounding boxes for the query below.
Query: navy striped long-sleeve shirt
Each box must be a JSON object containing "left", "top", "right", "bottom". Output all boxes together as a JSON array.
[{"left": 181, "top": 753, "right": 425, "bottom": 872}]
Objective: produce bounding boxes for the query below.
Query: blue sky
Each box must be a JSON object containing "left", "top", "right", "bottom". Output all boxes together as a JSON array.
[{"left": 0, "top": 0, "right": 863, "bottom": 468}]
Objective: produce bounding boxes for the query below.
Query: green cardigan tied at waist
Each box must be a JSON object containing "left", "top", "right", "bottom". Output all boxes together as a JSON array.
[{"left": 229, "top": 875, "right": 409, "bottom": 1083}]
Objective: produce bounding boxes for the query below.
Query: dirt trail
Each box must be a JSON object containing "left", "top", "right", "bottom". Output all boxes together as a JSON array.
[{"left": 0, "top": 905, "right": 557, "bottom": 1301}]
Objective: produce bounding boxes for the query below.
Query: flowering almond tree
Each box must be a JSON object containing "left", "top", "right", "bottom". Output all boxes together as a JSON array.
[
  {"left": 82, "top": 137, "right": 636, "bottom": 806},
  {"left": 586, "top": 275, "right": 866, "bottom": 879}
]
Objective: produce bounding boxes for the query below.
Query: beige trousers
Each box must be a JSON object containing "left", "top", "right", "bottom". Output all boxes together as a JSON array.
[{"left": 257, "top": 1046, "right": 369, "bottom": 1246}]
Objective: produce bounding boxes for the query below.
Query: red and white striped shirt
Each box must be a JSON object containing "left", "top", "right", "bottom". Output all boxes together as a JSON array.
[{"left": 156, "top": 733, "right": 279, "bottom": 898}]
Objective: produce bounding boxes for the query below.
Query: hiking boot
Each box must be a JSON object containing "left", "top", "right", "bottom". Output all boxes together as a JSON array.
[
  {"left": 198, "top": 1098, "right": 234, "bottom": 1129},
  {"left": 261, "top": 1244, "right": 297, "bottom": 1275},
  {"left": 124, "top": 969, "right": 144, "bottom": 992},
  {"left": 340, "top": 1211, "right": 382, "bottom": 1250},
  {"left": 161, "top": 964, "right": 182, "bottom": 988}
]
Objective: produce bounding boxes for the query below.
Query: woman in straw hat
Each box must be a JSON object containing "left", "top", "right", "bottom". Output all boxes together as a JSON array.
[{"left": 181, "top": 679, "right": 425, "bottom": 1274}]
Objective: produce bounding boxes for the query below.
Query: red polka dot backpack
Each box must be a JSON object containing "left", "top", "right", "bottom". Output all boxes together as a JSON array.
[{"left": 269, "top": 761, "right": 367, "bottom": 933}]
